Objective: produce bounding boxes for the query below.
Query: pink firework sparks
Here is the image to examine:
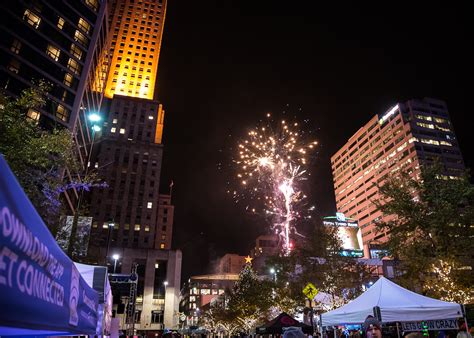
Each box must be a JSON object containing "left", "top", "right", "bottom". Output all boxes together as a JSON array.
[{"left": 232, "top": 114, "right": 317, "bottom": 253}]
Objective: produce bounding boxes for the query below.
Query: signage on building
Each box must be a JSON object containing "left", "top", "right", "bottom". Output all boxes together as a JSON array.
[
  {"left": 323, "top": 213, "right": 363, "bottom": 257},
  {"left": 401, "top": 319, "right": 458, "bottom": 332}
]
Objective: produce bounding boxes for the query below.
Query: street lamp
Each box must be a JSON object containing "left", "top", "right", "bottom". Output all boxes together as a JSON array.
[
  {"left": 112, "top": 253, "right": 120, "bottom": 273},
  {"left": 66, "top": 111, "right": 103, "bottom": 257},
  {"left": 270, "top": 268, "right": 277, "bottom": 282}
]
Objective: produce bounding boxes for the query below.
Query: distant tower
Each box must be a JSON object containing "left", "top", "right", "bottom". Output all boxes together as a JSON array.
[
  {"left": 87, "top": 0, "right": 181, "bottom": 332},
  {"left": 331, "top": 98, "right": 464, "bottom": 258}
]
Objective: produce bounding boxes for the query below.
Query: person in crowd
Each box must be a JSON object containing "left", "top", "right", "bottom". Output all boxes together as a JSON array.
[{"left": 363, "top": 316, "right": 382, "bottom": 338}]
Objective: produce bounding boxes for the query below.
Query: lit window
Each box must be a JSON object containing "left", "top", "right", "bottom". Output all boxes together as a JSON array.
[
  {"left": 415, "top": 114, "right": 432, "bottom": 122},
  {"left": 70, "top": 44, "right": 83, "bottom": 60},
  {"left": 134, "top": 224, "right": 140, "bottom": 231},
  {"left": 420, "top": 138, "right": 439, "bottom": 146},
  {"left": 85, "top": 0, "right": 98, "bottom": 11},
  {"left": 56, "top": 104, "right": 69, "bottom": 122},
  {"left": 148, "top": 115, "right": 154, "bottom": 120},
  {"left": 200, "top": 289, "right": 210, "bottom": 295},
  {"left": 147, "top": 202, "right": 152, "bottom": 209},
  {"left": 23, "top": 9, "right": 41, "bottom": 28},
  {"left": 144, "top": 225, "right": 150, "bottom": 232},
  {"left": 440, "top": 140, "right": 452, "bottom": 147},
  {"left": 119, "top": 128, "right": 125, "bottom": 134},
  {"left": 64, "top": 73, "right": 73, "bottom": 87},
  {"left": 160, "top": 243, "right": 165, "bottom": 249},
  {"left": 434, "top": 117, "right": 447, "bottom": 124},
  {"left": 74, "top": 30, "right": 88, "bottom": 46},
  {"left": 111, "top": 127, "right": 116, "bottom": 133},
  {"left": 102, "top": 223, "right": 108, "bottom": 229},
  {"left": 27, "top": 109, "right": 40, "bottom": 121},
  {"left": 8, "top": 60, "right": 20, "bottom": 74},
  {"left": 416, "top": 122, "right": 434, "bottom": 129},
  {"left": 67, "top": 58, "right": 81, "bottom": 75},
  {"left": 78, "top": 18, "right": 91, "bottom": 34},
  {"left": 10, "top": 40, "right": 22, "bottom": 54},
  {"left": 112, "top": 118, "right": 118, "bottom": 124},
  {"left": 46, "top": 45, "right": 61, "bottom": 61},
  {"left": 57, "top": 17, "right": 65, "bottom": 29}
]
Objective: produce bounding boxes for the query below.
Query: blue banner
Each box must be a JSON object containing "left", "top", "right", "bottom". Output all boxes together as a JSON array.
[{"left": 0, "top": 155, "right": 98, "bottom": 335}]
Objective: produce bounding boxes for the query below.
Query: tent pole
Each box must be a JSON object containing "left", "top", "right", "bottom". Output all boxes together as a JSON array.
[
  {"left": 462, "top": 304, "right": 470, "bottom": 333},
  {"left": 396, "top": 322, "right": 400, "bottom": 338}
]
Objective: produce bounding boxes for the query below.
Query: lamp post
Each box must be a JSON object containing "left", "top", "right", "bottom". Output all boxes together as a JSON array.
[
  {"left": 105, "top": 219, "right": 115, "bottom": 263},
  {"left": 66, "top": 111, "right": 103, "bottom": 257},
  {"left": 270, "top": 268, "right": 277, "bottom": 282},
  {"left": 112, "top": 254, "right": 120, "bottom": 273}
]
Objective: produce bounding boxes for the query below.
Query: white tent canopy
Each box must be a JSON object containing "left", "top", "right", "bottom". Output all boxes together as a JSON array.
[{"left": 321, "top": 277, "right": 463, "bottom": 326}]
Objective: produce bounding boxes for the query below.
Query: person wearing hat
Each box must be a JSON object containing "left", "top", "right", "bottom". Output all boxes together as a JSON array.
[{"left": 363, "top": 315, "right": 382, "bottom": 338}]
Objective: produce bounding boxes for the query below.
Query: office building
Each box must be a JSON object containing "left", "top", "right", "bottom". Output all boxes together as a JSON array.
[
  {"left": 86, "top": 0, "right": 181, "bottom": 332},
  {"left": 214, "top": 254, "right": 247, "bottom": 274},
  {"left": 0, "top": 0, "right": 110, "bottom": 209},
  {"left": 331, "top": 98, "right": 464, "bottom": 257}
]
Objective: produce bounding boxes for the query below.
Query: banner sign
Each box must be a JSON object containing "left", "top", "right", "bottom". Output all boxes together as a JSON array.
[
  {"left": 0, "top": 156, "right": 98, "bottom": 335},
  {"left": 401, "top": 319, "right": 459, "bottom": 332}
]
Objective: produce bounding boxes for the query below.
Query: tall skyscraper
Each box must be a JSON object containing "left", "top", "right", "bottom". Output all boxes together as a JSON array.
[
  {"left": 0, "top": 0, "right": 110, "bottom": 207},
  {"left": 331, "top": 98, "right": 464, "bottom": 258},
  {"left": 86, "top": 0, "right": 181, "bottom": 332}
]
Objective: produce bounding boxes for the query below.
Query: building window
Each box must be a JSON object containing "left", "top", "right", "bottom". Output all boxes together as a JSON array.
[
  {"left": 67, "top": 58, "right": 81, "bottom": 75},
  {"left": 23, "top": 9, "right": 41, "bottom": 28},
  {"left": 111, "top": 127, "right": 116, "bottom": 133},
  {"left": 57, "top": 16, "right": 65, "bottom": 29},
  {"left": 147, "top": 202, "right": 152, "bottom": 209},
  {"left": 144, "top": 225, "right": 150, "bottom": 232},
  {"left": 78, "top": 18, "right": 91, "bottom": 34},
  {"left": 85, "top": 0, "right": 99, "bottom": 11},
  {"left": 74, "top": 30, "right": 88, "bottom": 46},
  {"left": 112, "top": 118, "right": 118, "bottom": 124},
  {"left": 26, "top": 109, "right": 40, "bottom": 121},
  {"left": 64, "top": 73, "right": 73, "bottom": 87},
  {"left": 160, "top": 243, "right": 165, "bottom": 249},
  {"left": 7, "top": 60, "right": 20, "bottom": 74},
  {"left": 46, "top": 45, "right": 61, "bottom": 61},
  {"left": 10, "top": 40, "right": 22, "bottom": 54},
  {"left": 56, "top": 104, "right": 69, "bottom": 122},
  {"left": 119, "top": 128, "right": 125, "bottom": 134},
  {"left": 70, "top": 44, "right": 83, "bottom": 60},
  {"left": 134, "top": 224, "right": 140, "bottom": 231}
]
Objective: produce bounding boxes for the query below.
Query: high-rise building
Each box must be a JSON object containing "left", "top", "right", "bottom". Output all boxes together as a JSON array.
[
  {"left": 214, "top": 254, "right": 247, "bottom": 274},
  {"left": 331, "top": 98, "right": 464, "bottom": 257},
  {"left": 86, "top": 0, "right": 181, "bottom": 332},
  {"left": 0, "top": 0, "right": 110, "bottom": 208},
  {"left": 104, "top": 0, "right": 166, "bottom": 100}
]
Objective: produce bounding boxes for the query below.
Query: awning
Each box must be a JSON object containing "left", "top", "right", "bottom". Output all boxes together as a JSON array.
[{"left": 0, "top": 155, "right": 99, "bottom": 335}]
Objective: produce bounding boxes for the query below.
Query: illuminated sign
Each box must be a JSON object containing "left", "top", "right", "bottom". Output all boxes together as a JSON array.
[
  {"left": 323, "top": 214, "right": 363, "bottom": 256},
  {"left": 379, "top": 104, "right": 399, "bottom": 124},
  {"left": 401, "top": 319, "right": 458, "bottom": 332}
]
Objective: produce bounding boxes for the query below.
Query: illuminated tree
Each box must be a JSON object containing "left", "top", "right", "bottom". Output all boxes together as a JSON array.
[{"left": 374, "top": 163, "right": 474, "bottom": 302}]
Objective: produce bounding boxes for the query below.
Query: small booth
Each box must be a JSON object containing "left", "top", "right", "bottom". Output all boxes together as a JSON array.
[
  {"left": 256, "top": 312, "right": 314, "bottom": 335},
  {"left": 320, "top": 277, "right": 465, "bottom": 336},
  {"left": 0, "top": 155, "right": 99, "bottom": 336}
]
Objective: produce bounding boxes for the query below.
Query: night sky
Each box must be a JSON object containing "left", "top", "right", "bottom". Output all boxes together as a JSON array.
[{"left": 155, "top": 1, "right": 472, "bottom": 280}]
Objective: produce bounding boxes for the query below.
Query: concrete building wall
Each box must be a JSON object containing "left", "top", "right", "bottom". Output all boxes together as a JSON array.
[
  {"left": 105, "top": 247, "right": 181, "bottom": 330},
  {"left": 331, "top": 98, "right": 464, "bottom": 257}
]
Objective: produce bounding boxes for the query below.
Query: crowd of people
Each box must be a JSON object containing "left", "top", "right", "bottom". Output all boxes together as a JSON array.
[{"left": 279, "top": 315, "right": 473, "bottom": 338}]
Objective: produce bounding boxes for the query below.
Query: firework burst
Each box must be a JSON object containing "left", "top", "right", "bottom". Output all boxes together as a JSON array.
[{"left": 232, "top": 113, "right": 318, "bottom": 253}]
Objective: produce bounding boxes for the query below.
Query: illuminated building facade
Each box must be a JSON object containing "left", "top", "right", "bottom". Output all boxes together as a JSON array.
[
  {"left": 331, "top": 98, "right": 464, "bottom": 257},
  {"left": 0, "top": 0, "right": 110, "bottom": 209},
  {"left": 86, "top": 0, "right": 181, "bottom": 332},
  {"left": 104, "top": 0, "right": 166, "bottom": 100}
]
